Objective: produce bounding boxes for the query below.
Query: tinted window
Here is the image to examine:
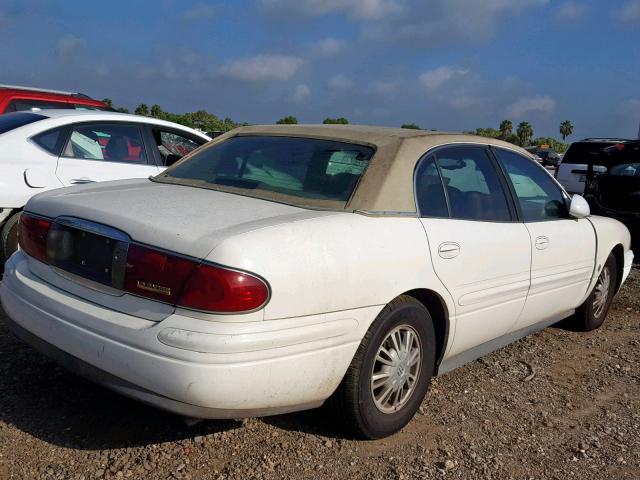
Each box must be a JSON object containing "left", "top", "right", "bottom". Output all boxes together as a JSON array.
[
  {"left": 0, "top": 112, "right": 46, "bottom": 134},
  {"left": 8, "top": 99, "right": 73, "bottom": 112},
  {"left": 415, "top": 155, "right": 448, "bottom": 217},
  {"left": 64, "top": 124, "right": 147, "bottom": 164},
  {"left": 435, "top": 146, "right": 512, "bottom": 221},
  {"left": 153, "top": 129, "right": 203, "bottom": 165},
  {"left": 495, "top": 148, "right": 568, "bottom": 222},
  {"left": 163, "top": 136, "right": 373, "bottom": 205},
  {"left": 32, "top": 128, "right": 64, "bottom": 155},
  {"left": 562, "top": 142, "right": 617, "bottom": 167}
]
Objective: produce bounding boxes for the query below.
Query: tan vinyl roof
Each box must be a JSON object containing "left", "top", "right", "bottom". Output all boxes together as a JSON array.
[{"left": 185, "top": 124, "right": 534, "bottom": 213}]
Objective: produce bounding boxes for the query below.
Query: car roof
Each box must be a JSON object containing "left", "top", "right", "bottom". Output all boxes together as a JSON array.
[
  {"left": 15, "top": 110, "right": 210, "bottom": 140},
  {"left": 186, "top": 124, "right": 533, "bottom": 213}
]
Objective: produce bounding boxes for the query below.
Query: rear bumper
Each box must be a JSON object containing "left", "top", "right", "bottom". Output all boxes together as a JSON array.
[{"left": 1, "top": 252, "right": 375, "bottom": 418}]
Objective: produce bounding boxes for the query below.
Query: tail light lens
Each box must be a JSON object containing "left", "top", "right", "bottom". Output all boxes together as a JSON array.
[
  {"left": 124, "top": 244, "right": 269, "bottom": 313},
  {"left": 18, "top": 213, "right": 52, "bottom": 263}
]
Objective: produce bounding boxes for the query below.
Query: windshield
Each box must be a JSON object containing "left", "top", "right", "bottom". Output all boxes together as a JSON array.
[
  {"left": 157, "top": 135, "right": 375, "bottom": 208},
  {"left": 0, "top": 112, "right": 46, "bottom": 134}
]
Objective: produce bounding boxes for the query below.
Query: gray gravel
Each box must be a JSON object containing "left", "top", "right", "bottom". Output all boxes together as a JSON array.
[{"left": 0, "top": 268, "right": 638, "bottom": 479}]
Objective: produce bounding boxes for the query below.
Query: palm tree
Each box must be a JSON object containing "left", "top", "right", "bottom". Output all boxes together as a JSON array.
[
  {"left": 150, "top": 104, "right": 164, "bottom": 119},
  {"left": 516, "top": 121, "right": 533, "bottom": 146},
  {"left": 134, "top": 103, "right": 149, "bottom": 116},
  {"left": 560, "top": 120, "right": 574, "bottom": 141},
  {"left": 499, "top": 120, "right": 513, "bottom": 140}
]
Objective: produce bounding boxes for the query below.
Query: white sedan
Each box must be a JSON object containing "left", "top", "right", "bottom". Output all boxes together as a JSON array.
[
  {"left": 1, "top": 125, "right": 634, "bottom": 439},
  {"left": 0, "top": 110, "right": 210, "bottom": 266}
]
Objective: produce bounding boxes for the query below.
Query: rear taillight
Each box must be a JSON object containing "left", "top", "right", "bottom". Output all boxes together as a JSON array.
[
  {"left": 123, "top": 244, "right": 269, "bottom": 313},
  {"left": 18, "top": 213, "right": 52, "bottom": 263}
]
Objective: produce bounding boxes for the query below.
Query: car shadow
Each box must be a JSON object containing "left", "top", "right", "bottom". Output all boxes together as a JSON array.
[
  {"left": 0, "top": 318, "right": 243, "bottom": 450},
  {"left": 0, "top": 314, "right": 351, "bottom": 449}
]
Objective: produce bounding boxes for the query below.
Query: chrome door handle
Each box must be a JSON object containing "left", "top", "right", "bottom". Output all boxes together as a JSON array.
[
  {"left": 438, "top": 242, "right": 461, "bottom": 259},
  {"left": 70, "top": 178, "right": 94, "bottom": 184},
  {"left": 535, "top": 236, "right": 550, "bottom": 250}
]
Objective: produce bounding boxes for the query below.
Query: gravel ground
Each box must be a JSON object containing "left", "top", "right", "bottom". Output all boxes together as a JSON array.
[{"left": 0, "top": 268, "right": 638, "bottom": 480}]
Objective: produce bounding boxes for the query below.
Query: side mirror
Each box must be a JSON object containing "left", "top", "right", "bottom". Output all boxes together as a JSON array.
[
  {"left": 569, "top": 194, "right": 590, "bottom": 219},
  {"left": 165, "top": 154, "right": 182, "bottom": 167}
]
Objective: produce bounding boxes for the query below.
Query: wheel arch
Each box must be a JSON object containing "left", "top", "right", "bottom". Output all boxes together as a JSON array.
[
  {"left": 401, "top": 288, "right": 450, "bottom": 374},
  {"left": 611, "top": 243, "right": 625, "bottom": 293}
]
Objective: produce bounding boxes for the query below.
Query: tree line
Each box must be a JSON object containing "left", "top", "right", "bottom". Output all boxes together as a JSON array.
[{"left": 103, "top": 99, "right": 574, "bottom": 152}]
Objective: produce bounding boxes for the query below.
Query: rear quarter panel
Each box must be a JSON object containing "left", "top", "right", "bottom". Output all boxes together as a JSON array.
[{"left": 205, "top": 213, "right": 453, "bottom": 324}]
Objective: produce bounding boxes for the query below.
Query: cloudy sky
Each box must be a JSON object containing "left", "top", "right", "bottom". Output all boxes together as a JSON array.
[{"left": 1, "top": 0, "right": 639, "bottom": 139}]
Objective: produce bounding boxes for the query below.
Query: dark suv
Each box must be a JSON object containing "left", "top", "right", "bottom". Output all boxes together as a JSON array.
[
  {"left": 584, "top": 141, "right": 640, "bottom": 257},
  {"left": 0, "top": 84, "right": 110, "bottom": 114}
]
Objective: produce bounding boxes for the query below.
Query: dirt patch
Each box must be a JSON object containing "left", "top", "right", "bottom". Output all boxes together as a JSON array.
[{"left": 0, "top": 269, "right": 638, "bottom": 479}]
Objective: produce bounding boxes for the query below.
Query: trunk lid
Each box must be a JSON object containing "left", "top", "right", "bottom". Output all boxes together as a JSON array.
[{"left": 27, "top": 178, "right": 328, "bottom": 259}]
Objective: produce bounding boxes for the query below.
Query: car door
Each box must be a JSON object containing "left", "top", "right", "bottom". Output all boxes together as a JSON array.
[
  {"left": 56, "top": 122, "right": 160, "bottom": 186},
  {"left": 416, "top": 146, "right": 531, "bottom": 358},
  {"left": 493, "top": 147, "right": 596, "bottom": 331}
]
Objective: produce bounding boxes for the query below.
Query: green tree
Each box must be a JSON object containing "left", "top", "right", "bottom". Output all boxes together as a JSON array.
[
  {"left": 134, "top": 103, "right": 149, "bottom": 116},
  {"left": 401, "top": 123, "right": 421, "bottom": 129},
  {"left": 474, "top": 127, "right": 501, "bottom": 139},
  {"left": 323, "top": 117, "right": 349, "bottom": 124},
  {"left": 276, "top": 116, "right": 298, "bottom": 124},
  {"left": 499, "top": 119, "right": 513, "bottom": 140},
  {"left": 115, "top": 107, "right": 130, "bottom": 113},
  {"left": 559, "top": 120, "right": 574, "bottom": 142},
  {"left": 516, "top": 121, "right": 534, "bottom": 146},
  {"left": 101, "top": 98, "right": 113, "bottom": 108},
  {"left": 150, "top": 104, "right": 164, "bottom": 119}
]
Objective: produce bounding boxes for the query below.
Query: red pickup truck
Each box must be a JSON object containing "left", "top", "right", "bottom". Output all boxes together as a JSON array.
[{"left": 0, "top": 84, "right": 110, "bottom": 113}]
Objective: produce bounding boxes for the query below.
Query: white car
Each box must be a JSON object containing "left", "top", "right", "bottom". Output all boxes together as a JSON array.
[
  {"left": 556, "top": 138, "right": 631, "bottom": 193},
  {"left": 0, "top": 110, "right": 210, "bottom": 265},
  {"left": 1, "top": 125, "right": 634, "bottom": 439}
]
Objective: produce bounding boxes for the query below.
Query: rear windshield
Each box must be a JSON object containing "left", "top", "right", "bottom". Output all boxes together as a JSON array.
[
  {"left": 156, "top": 135, "right": 375, "bottom": 209},
  {"left": 0, "top": 112, "right": 46, "bottom": 134},
  {"left": 562, "top": 142, "right": 617, "bottom": 166}
]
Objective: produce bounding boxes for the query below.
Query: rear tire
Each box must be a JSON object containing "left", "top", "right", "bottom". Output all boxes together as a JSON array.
[
  {"left": 1, "top": 211, "right": 20, "bottom": 273},
  {"left": 330, "top": 295, "right": 436, "bottom": 439},
  {"left": 570, "top": 253, "right": 617, "bottom": 331}
]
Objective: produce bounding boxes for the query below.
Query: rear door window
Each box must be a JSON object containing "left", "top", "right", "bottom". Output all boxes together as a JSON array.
[
  {"left": 434, "top": 146, "right": 513, "bottom": 222},
  {"left": 63, "top": 123, "right": 148, "bottom": 164}
]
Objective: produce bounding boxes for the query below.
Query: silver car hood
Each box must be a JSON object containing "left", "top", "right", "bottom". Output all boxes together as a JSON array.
[{"left": 26, "top": 178, "right": 338, "bottom": 259}]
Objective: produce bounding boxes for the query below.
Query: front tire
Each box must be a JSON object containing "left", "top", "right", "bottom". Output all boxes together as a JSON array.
[
  {"left": 330, "top": 295, "right": 436, "bottom": 439},
  {"left": 570, "top": 253, "right": 618, "bottom": 331}
]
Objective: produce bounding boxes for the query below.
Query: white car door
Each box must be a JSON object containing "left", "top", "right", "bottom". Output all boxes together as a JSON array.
[
  {"left": 493, "top": 148, "right": 596, "bottom": 330},
  {"left": 56, "top": 122, "right": 160, "bottom": 186},
  {"left": 416, "top": 146, "right": 532, "bottom": 359}
]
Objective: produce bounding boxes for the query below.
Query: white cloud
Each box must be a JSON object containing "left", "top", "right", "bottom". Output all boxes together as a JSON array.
[
  {"left": 363, "top": 0, "right": 549, "bottom": 44},
  {"left": 419, "top": 66, "right": 468, "bottom": 91},
  {"left": 506, "top": 96, "right": 556, "bottom": 117},
  {"left": 329, "top": 74, "right": 354, "bottom": 89},
  {"left": 315, "top": 37, "right": 345, "bottom": 56},
  {"left": 262, "top": 0, "right": 402, "bottom": 20},
  {"left": 56, "top": 34, "right": 86, "bottom": 60},
  {"left": 291, "top": 83, "right": 311, "bottom": 102},
  {"left": 218, "top": 55, "right": 304, "bottom": 81},
  {"left": 612, "top": 0, "right": 640, "bottom": 23},
  {"left": 554, "top": 1, "right": 589, "bottom": 21},
  {"left": 183, "top": 3, "right": 217, "bottom": 20},
  {"left": 370, "top": 80, "right": 397, "bottom": 95}
]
